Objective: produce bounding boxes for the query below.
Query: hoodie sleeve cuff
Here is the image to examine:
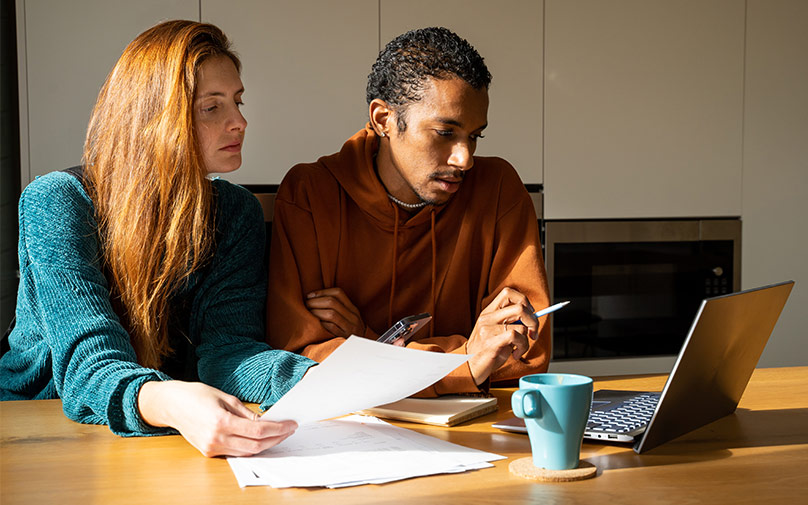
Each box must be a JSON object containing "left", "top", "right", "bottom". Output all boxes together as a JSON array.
[
  {"left": 410, "top": 342, "right": 485, "bottom": 397},
  {"left": 445, "top": 342, "right": 488, "bottom": 394},
  {"left": 363, "top": 325, "right": 380, "bottom": 341}
]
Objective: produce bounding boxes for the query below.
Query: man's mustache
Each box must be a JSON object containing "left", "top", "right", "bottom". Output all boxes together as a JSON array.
[{"left": 429, "top": 171, "right": 466, "bottom": 180}]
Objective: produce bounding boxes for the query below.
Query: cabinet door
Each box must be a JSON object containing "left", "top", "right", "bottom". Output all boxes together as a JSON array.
[
  {"left": 202, "top": 0, "right": 378, "bottom": 185},
  {"left": 17, "top": 0, "right": 199, "bottom": 186},
  {"left": 380, "top": 0, "right": 543, "bottom": 184},
  {"left": 742, "top": 0, "right": 808, "bottom": 367},
  {"left": 544, "top": 0, "right": 745, "bottom": 219}
]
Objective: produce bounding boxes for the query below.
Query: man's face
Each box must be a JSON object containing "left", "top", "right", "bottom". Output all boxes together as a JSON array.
[{"left": 381, "top": 77, "right": 489, "bottom": 206}]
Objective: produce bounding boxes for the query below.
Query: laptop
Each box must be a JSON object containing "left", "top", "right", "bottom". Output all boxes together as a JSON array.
[{"left": 493, "top": 281, "right": 795, "bottom": 453}]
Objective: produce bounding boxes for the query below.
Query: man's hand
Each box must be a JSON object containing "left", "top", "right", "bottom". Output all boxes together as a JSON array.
[
  {"left": 138, "top": 381, "right": 297, "bottom": 458},
  {"left": 466, "top": 287, "right": 539, "bottom": 385},
  {"left": 305, "top": 287, "right": 367, "bottom": 338}
]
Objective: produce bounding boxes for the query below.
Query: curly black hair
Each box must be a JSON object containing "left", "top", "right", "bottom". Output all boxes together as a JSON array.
[{"left": 366, "top": 27, "right": 491, "bottom": 130}]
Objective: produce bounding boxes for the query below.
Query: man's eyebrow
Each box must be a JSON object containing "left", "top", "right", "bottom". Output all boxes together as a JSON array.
[
  {"left": 435, "top": 117, "right": 462, "bottom": 127},
  {"left": 435, "top": 117, "right": 488, "bottom": 131}
]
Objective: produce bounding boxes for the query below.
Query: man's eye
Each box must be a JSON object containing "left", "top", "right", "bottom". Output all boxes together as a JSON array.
[
  {"left": 471, "top": 134, "right": 485, "bottom": 141},
  {"left": 436, "top": 130, "right": 453, "bottom": 137}
]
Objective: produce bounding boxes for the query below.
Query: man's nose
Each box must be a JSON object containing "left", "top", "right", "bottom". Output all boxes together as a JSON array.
[{"left": 448, "top": 141, "right": 474, "bottom": 171}]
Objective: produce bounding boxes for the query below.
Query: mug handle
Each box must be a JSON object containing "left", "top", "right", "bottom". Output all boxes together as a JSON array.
[{"left": 512, "top": 389, "right": 542, "bottom": 419}]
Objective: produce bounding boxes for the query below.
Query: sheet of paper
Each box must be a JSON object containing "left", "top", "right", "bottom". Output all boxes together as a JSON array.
[
  {"left": 229, "top": 415, "right": 504, "bottom": 488},
  {"left": 227, "top": 458, "right": 264, "bottom": 488},
  {"left": 261, "top": 336, "right": 470, "bottom": 424}
]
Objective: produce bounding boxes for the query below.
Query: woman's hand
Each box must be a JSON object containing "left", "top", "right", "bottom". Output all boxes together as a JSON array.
[
  {"left": 466, "top": 287, "right": 539, "bottom": 385},
  {"left": 305, "top": 287, "right": 367, "bottom": 338},
  {"left": 137, "top": 381, "right": 297, "bottom": 457}
]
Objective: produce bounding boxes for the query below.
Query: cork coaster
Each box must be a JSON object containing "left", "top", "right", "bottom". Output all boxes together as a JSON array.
[{"left": 509, "top": 457, "right": 597, "bottom": 482}]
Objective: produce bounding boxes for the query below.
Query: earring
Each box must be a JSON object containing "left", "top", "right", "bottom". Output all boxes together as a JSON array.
[{"left": 379, "top": 130, "right": 387, "bottom": 138}]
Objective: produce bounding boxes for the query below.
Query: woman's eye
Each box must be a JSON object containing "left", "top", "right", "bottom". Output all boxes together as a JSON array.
[
  {"left": 236, "top": 101, "right": 244, "bottom": 108},
  {"left": 471, "top": 134, "right": 485, "bottom": 141},
  {"left": 202, "top": 105, "right": 217, "bottom": 113},
  {"left": 436, "top": 130, "right": 453, "bottom": 137}
]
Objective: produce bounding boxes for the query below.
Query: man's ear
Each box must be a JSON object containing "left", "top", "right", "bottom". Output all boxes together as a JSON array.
[{"left": 369, "top": 99, "right": 393, "bottom": 137}]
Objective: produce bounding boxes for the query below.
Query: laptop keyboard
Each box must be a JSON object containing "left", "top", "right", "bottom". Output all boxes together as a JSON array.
[{"left": 587, "top": 393, "right": 661, "bottom": 434}]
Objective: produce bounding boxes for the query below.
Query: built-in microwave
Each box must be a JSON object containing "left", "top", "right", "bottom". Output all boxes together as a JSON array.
[{"left": 543, "top": 219, "right": 741, "bottom": 375}]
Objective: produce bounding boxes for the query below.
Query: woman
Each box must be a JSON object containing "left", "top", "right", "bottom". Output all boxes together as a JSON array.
[{"left": 0, "top": 20, "right": 315, "bottom": 457}]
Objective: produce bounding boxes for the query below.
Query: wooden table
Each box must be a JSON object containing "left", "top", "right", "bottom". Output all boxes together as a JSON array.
[{"left": 2, "top": 367, "right": 807, "bottom": 504}]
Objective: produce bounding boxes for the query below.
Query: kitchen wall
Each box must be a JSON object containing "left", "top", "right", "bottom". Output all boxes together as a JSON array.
[{"left": 5, "top": 0, "right": 807, "bottom": 368}]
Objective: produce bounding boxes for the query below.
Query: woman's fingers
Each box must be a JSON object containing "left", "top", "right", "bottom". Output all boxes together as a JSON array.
[
  {"left": 142, "top": 381, "right": 301, "bottom": 458},
  {"left": 212, "top": 417, "right": 298, "bottom": 456}
]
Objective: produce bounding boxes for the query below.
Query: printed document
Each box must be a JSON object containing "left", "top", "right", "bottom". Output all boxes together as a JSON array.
[
  {"left": 261, "top": 336, "right": 470, "bottom": 424},
  {"left": 229, "top": 415, "right": 504, "bottom": 488}
]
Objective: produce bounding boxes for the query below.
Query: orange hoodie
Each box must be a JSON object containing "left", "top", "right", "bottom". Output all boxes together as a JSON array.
[{"left": 267, "top": 126, "right": 550, "bottom": 396}]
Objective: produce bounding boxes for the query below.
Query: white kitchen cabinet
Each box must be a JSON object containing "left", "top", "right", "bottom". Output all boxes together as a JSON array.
[
  {"left": 16, "top": 0, "right": 199, "bottom": 187},
  {"left": 15, "top": 0, "right": 750, "bottom": 205},
  {"left": 380, "top": 0, "right": 544, "bottom": 184},
  {"left": 202, "top": 0, "right": 378, "bottom": 185},
  {"left": 544, "top": 0, "right": 745, "bottom": 219},
  {"left": 742, "top": 0, "right": 808, "bottom": 367},
  {"left": 16, "top": 0, "right": 377, "bottom": 187}
]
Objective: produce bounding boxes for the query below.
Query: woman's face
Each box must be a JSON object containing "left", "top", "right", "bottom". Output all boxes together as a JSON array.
[{"left": 194, "top": 55, "right": 247, "bottom": 175}]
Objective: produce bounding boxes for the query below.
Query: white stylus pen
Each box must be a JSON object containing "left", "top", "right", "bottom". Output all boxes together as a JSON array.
[{"left": 515, "top": 300, "right": 570, "bottom": 324}]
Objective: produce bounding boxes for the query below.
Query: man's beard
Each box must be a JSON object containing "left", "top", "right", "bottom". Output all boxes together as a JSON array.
[{"left": 409, "top": 170, "right": 466, "bottom": 206}]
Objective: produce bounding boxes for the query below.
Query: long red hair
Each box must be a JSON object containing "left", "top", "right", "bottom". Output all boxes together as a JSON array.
[{"left": 83, "top": 21, "right": 241, "bottom": 369}]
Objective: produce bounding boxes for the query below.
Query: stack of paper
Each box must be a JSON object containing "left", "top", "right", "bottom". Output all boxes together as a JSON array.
[
  {"left": 228, "top": 415, "right": 504, "bottom": 488},
  {"left": 230, "top": 337, "right": 500, "bottom": 487}
]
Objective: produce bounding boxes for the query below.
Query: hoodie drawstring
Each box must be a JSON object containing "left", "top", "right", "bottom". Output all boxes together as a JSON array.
[
  {"left": 388, "top": 204, "right": 400, "bottom": 328},
  {"left": 387, "top": 204, "right": 438, "bottom": 338},
  {"left": 429, "top": 209, "right": 436, "bottom": 338}
]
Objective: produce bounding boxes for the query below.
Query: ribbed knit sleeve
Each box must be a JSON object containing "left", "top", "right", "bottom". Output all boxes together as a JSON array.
[
  {"left": 194, "top": 180, "right": 315, "bottom": 409},
  {"left": 1, "top": 172, "right": 173, "bottom": 436}
]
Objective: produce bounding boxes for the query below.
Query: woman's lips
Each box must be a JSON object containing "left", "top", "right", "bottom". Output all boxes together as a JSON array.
[{"left": 220, "top": 142, "right": 241, "bottom": 152}]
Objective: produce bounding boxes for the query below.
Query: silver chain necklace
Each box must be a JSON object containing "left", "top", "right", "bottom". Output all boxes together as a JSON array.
[{"left": 387, "top": 193, "right": 428, "bottom": 210}]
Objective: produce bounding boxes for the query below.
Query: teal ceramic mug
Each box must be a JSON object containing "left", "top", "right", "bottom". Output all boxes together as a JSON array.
[{"left": 511, "top": 373, "right": 593, "bottom": 470}]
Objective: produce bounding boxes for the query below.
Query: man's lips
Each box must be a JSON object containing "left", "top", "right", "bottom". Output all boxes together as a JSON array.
[{"left": 434, "top": 177, "right": 463, "bottom": 193}]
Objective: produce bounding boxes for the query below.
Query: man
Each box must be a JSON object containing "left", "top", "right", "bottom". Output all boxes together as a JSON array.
[{"left": 267, "top": 27, "right": 550, "bottom": 396}]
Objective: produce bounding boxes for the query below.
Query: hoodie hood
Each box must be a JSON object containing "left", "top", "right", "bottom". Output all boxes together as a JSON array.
[{"left": 320, "top": 125, "right": 445, "bottom": 230}]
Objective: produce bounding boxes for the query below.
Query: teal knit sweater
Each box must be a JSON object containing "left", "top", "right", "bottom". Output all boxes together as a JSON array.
[{"left": 0, "top": 171, "right": 315, "bottom": 436}]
